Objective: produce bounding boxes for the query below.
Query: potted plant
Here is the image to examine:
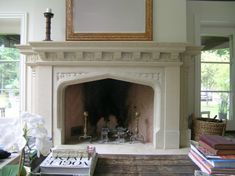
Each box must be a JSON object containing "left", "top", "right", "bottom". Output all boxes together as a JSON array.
[{"left": 218, "top": 93, "right": 228, "bottom": 120}]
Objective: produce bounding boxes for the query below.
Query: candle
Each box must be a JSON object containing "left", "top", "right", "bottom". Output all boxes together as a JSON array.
[{"left": 46, "top": 8, "right": 52, "bottom": 13}]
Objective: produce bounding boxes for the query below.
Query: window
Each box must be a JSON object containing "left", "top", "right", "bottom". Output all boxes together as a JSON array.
[
  {"left": 200, "top": 36, "right": 232, "bottom": 120},
  {"left": 0, "top": 35, "right": 20, "bottom": 118}
]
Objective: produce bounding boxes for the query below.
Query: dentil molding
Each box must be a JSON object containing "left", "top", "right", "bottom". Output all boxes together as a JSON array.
[{"left": 16, "top": 41, "right": 200, "bottom": 66}]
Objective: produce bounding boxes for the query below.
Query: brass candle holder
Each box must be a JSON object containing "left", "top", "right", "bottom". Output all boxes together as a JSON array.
[
  {"left": 130, "top": 111, "right": 144, "bottom": 143},
  {"left": 79, "top": 111, "right": 92, "bottom": 142}
]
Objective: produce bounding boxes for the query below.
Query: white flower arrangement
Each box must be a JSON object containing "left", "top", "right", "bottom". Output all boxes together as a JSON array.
[
  {"left": 0, "top": 112, "right": 52, "bottom": 156},
  {"left": 0, "top": 118, "right": 26, "bottom": 152},
  {"left": 0, "top": 112, "right": 52, "bottom": 175},
  {"left": 20, "top": 112, "right": 52, "bottom": 157}
]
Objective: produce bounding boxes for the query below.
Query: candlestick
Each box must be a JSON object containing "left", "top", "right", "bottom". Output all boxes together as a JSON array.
[
  {"left": 44, "top": 8, "right": 54, "bottom": 41},
  {"left": 79, "top": 111, "right": 92, "bottom": 142},
  {"left": 130, "top": 108, "right": 144, "bottom": 143}
]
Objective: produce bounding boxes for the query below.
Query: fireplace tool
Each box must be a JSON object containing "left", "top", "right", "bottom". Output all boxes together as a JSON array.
[
  {"left": 130, "top": 111, "right": 144, "bottom": 143},
  {"left": 79, "top": 111, "right": 92, "bottom": 142}
]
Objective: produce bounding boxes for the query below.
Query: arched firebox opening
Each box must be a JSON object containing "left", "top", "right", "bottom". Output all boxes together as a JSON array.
[{"left": 64, "top": 78, "right": 154, "bottom": 144}]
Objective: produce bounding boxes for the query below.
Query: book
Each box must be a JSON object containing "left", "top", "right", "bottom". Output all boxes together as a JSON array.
[
  {"left": 188, "top": 151, "right": 211, "bottom": 175},
  {"left": 199, "top": 140, "right": 235, "bottom": 155},
  {"left": 190, "top": 140, "right": 235, "bottom": 159},
  {"left": 200, "top": 135, "right": 235, "bottom": 150},
  {"left": 210, "top": 159, "right": 235, "bottom": 168},
  {"left": 189, "top": 150, "right": 235, "bottom": 175},
  {"left": 194, "top": 170, "right": 210, "bottom": 176},
  {"left": 40, "top": 152, "right": 97, "bottom": 176},
  {"left": 190, "top": 141, "right": 235, "bottom": 168},
  {"left": 190, "top": 140, "right": 215, "bottom": 159},
  {"left": 194, "top": 170, "right": 232, "bottom": 176}
]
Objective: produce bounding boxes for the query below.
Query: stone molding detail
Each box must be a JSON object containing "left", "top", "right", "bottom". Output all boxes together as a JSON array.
[
  {"left": 56, "top": 72, "right": 88, "bottom": 82},
  {"left": 56, "top": 71, "right": 162, "bottom": 85},
  {"left": 16, "top": 42, "right": 201, "bottom": 66},
  {"left": 27, "top": 54, "right": 41, "bottom": 65},
  {"left": 31, "top": 68, "right": 36, "bottom": 78},
  {"left": 26, "top": 51, "right": 179, "bottom": 63},
  {"left": 119, "top": 72, "right": 162, "bottom": 83}
]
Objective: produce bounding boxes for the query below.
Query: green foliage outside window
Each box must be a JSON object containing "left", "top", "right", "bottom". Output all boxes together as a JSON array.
[
  {"left": 201, "top": 48, "right": 230, "bottom": 91},
  {"left": 0, "top": 47, "right": 20, "bottom": 95},
  {"left": 218, "top": 93, "right": 228, "bottom": 113},
  {"left": 0, "top": 47, "right": 20, "bottom": 112},
  {"left": 201, "top": 48, "right": 230, "bottom": 119}
]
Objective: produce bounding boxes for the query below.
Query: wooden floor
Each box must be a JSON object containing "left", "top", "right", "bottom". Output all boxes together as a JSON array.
[{"left": 94, "top": 154, "right": 198, "bottom": 176}]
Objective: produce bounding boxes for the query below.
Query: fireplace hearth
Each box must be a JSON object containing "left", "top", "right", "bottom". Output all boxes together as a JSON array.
[{"left": 17, "top": 41, "right": 200, "bottom": 149}]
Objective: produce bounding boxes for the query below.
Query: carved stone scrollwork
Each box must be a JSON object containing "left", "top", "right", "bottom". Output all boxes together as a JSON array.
[
  {"left": 120, "top": 72, "right": 162, "bottom": 82},
  {"left": 56, "top": 71, "right": 162, "bottom": 86},
  {"left": 56, "top": 72, "right": 88, "bottom": 82}
]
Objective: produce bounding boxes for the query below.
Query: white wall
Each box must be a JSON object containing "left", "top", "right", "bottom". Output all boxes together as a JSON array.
[
  {"left": 187, "top": 1, "right": 235, "bottom": 44},
  {"left": 0, "top": 19, "right": 20, "bottom": 34},
  {"left": 0, "top": 0, "right": 187, "bottom": 42},
  {"left": 31, "top": 0, "right": 65, "bottom": 41},
  {"left": 0, "top": 0, "right": 65, "bottom": 41},
  {"left": 155, "top": 0, "right": 186, "bottom": 42}
]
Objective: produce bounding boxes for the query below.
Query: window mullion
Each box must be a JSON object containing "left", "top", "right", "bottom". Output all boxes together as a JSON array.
[
  {"left": 201, "top": 61, "right": 230, "bottom": 64},
  {"left": 0, "top": 60, "right": 20, "bottom": 63}
]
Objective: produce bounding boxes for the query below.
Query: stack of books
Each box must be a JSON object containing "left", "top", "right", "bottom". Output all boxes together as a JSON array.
[
  {"left": 40, "top": 146, "right": 97, "bottom": 176},
  {"left": 189, "top": 135, "right": 235, "bottom": 175}
]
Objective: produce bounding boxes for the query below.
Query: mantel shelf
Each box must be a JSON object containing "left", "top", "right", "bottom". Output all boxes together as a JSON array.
[{"left": 16, "top": 41, "right": 201, "bottom": 66}]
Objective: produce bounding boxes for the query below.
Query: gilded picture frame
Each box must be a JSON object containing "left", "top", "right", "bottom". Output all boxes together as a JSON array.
[{"left": 66, "top": 0, "right": 153, "bottom": 41}]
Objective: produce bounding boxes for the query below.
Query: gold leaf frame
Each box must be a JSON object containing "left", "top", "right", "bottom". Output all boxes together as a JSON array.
[{"left": 66, "top": 0, "right": 153, "bottom": 41}]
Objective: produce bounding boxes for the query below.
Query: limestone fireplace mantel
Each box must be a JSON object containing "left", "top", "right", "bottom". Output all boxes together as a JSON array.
[
  {"left": 17, "top": 41, "right": 200, "bottom": 149},
  {"left": 17, "top": 41, "right": 199, "bottom": 66}
]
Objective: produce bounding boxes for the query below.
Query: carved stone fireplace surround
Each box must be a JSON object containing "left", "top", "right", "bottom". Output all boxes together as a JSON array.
[{"left": 17, "top": 41, "right": 200, "bottom": 149}]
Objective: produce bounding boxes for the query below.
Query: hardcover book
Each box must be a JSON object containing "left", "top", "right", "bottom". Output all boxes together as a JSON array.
[
  {"left": 190, "top": 141, "right": 235, "bottom": 168},
  {"left": 40, "top": 150, "right": 97, "bottom": 176},
  {"left": 40, "top": 146, "right": 97, "bottom": 176},
  {"left": 189, "top": 150, "right": 235, "bottom": 175},
  {"left": 199, "top": 140, "right": 235, "bottom": 155},
  {"left": 199, "top": 135, "right": 235, "bottom": 150}
]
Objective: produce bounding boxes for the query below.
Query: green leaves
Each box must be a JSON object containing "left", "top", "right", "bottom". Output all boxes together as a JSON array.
[
  {"left": 0, "top": 47, "right": 19, "bottom": 95},
  {"left": 2, "top": 164, "right": 26, "bottom": 176},
  {"left": 0, "top": 47, "right": 19, "bottom": 61},
  {"left": 201, "top": 49, "right": 230, "bottom": 91}
]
